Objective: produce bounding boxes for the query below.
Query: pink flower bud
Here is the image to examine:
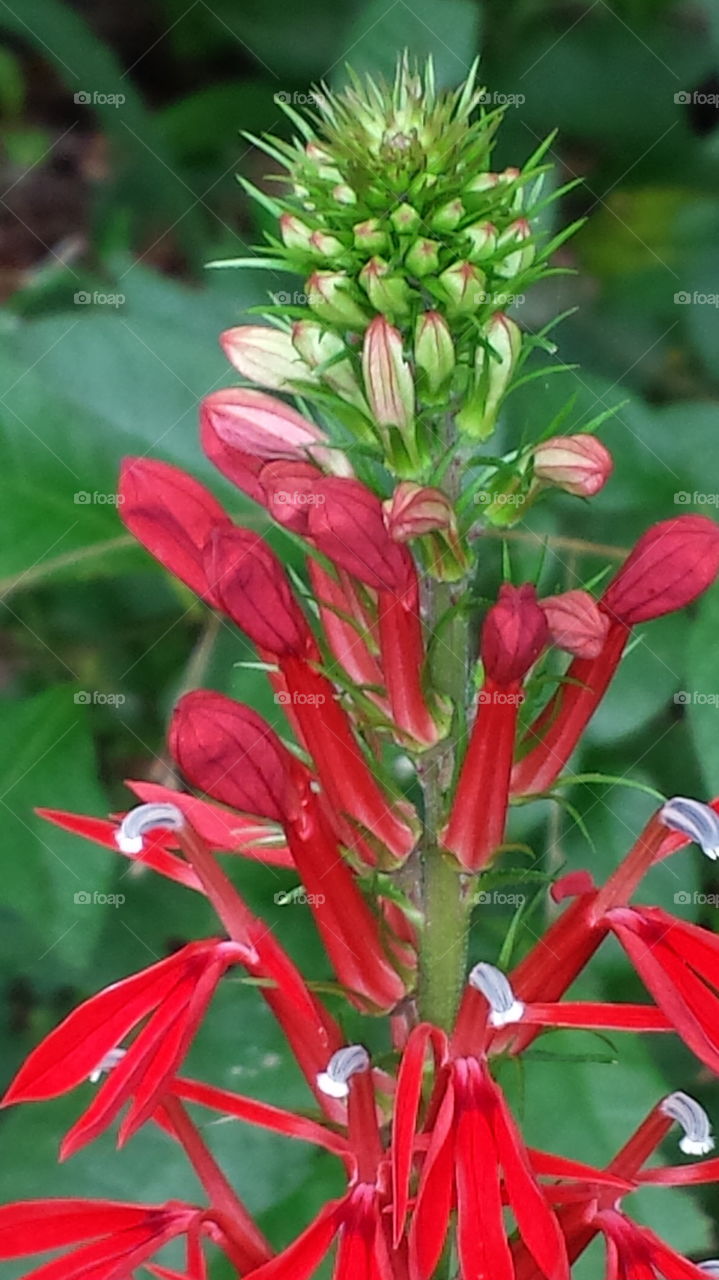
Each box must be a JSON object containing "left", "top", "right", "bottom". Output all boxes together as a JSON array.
[
  {"left": 533, "top": 434, "right": 613, "bottom": 497},
  {"left": 602, "top": 515, "right": 719, "bottom": 625},
  {"left": 481, "top": 583, "right": 549, "bottom": 686},
  {"left": 201, "top": 387, "right": 328, "bottom": 465},
  {"left": 438, "top": 261, "right": 486, "bottom": 316},
  {"left": 390, "top": 203, "right": 421, "bottom": 234},
  {"left": 430, "top": 198, "right": 464, "bottom": 232},
  {"left": 465, "top": 221, "right": 497, "bottom": 262},
  {"left": 306, "top": 271, "right": 370, "bottom": 330},
  {"left": 540, "top": 589, "right": 610, "bottom": 659},
  {"left": 404, "top": 238, "right": 441, "bottom": 278},
  {"left": 383, "top": 482, "right": 454, "bottom": 540},
  {"left": 352, "top": 219, "right": 388, "bottom": 254},
  {"left": 291, "top": 322, "right": 369, "bottom": 414},
  {"left": 414, "top": 311, "right": 455, "bottom": 398},
  {"left": 309, "top": 230, "right": 344, "bottom": 259},
  {"left": 220, "top": 326, "right": 315, "bottom": 392},
  {"left": 362, "top": 317, "right": 414, "bottom": 435},
  {"left": 205, "top": 528, "right": 312, "bottom": 657},
  {"left": 495, "top": 218, "right": 534, "bottom": 278}
]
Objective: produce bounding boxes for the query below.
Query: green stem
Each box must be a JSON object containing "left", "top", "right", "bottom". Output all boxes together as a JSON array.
[{"left": 417, "top": 573, "right": 474, "bottom": 1030}]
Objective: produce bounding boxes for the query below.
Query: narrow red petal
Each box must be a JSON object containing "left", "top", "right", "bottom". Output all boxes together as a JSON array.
[
  {"left": 392, "top": 1023, "right": 449, "bottom": 1244},
  {"left": 456, "top": 1102, "right": 513, "bottom": 1280},
  {"left": 410, "top": 1081, "right": 456, "bottom": 1280},
  {"left": 237, "top": 1200, "right": 340, "bottom": 1280},
  {"left": 172, "top": 1077, "right": 350, "bottom": 1157}
]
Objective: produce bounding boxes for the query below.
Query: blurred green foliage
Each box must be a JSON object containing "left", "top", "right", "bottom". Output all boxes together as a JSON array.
[{"left": 0, "top": 0, "right": 718, "bottom": 1271}]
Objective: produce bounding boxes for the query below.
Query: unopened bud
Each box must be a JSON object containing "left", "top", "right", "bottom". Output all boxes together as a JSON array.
[
  {"left": 495, "top": 218, "right": 534, "bottom": 278},
  {"left": 279, "top": 214, "right": 314, "bottom": 253},
  {"left": 465, "top": 220, "right": 498, "bottom": 263},
  {"left": 439, "top": 261, "right": 486, "bottom": 317},
  {"left": 456, "top": 313, "right": 522, "bottom": 439},
  {"left": 414, "top": 311, "right": 455, "bottom": 399},
  {"left": 309, "top": 230, "right": 345, "bottom": 260},
  {"left": 481, "top": 583, "right": 549, "bottom": 686},
  {"left": 660, "top": 1091, "right": 714, "bottom": 1156},
  {"left": 430, "top": 198, "right": 464, "bottom": 232},
  {"left": 307, "top": 271, "right": 370, "bottom": 330},
  {"left": 333, "top": 184, "right": 357, "bottom": 206},
  {"left": 359, "top": 257, "right": 413, "bottom": 320},
  {"left": 660, "top": 797, "right": 719, "bottom": 861},
  {"left": 540, "top": 590, "right": 610, "bottom": 660},
  {"left": 220, "top": 325, "right": 315, "bottom": 392},
  {"left": 291, "top": 321, "right": 369, "bottom": 416},
  {"left": 533, "top": 434, "right": 613, "bottom": 498},
  {"left": 390, "top": 202, "right": 421, "bottom": 234},
  {"left": 469, "top": 962, "right": 525, "bottom": 1027},
  {"left": 362, "top": 317, "right": 414, "bottom": 436},
  {"left": 317, "top": 1044, "right": 370, "bottom": 1098},
  {"left": 602, "top": 515, "right": 719, "bottom": 625},
  {"left": 404, "top": 237, "right": 441, "bottom": 278},
  {"left": 383, "top": 482, "right": 454, "bottom": 540},
  {"left": 353, "top": 219, "right": 388, "bottom": 255}
]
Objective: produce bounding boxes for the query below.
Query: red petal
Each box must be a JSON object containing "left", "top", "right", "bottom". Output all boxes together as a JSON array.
[
  {"left": 410, "top": 1081, "right": 456, "bottom": 1280},
  {"left": 172, "top": 1077, "right": 350, "bottom": 1158},
  {"left": 37, "top": 807, "right": 203, "bottom": 892},
  {"left": 523, "top": 1001, "right": 672, "bottom": 1032},
  {"left": 0, "top": 1201, "right": 160, "bottom": 1255},
  {"left": 206, "top": 527, "right": 312, "bottom": 657},
  {"left": 392, "top": 1023, "right": 449, "bottom": 1244},
  {"left": 456, "top": 1100, "right": 513, "bottom": 1280},
  {"left": 238, "top": 1200, "right": 340, "bottom": 1280},
  {"left": 3, "top": 943, "right": 220, "bottom": 1104},
  {"left": 127, "top": 781, "right": 292, "bottom": 866}
]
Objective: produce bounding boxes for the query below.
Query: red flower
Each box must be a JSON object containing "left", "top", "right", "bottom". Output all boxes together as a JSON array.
[
  {"left": 512, "top": 516, "right": 719, "bottom": 796},
  {"left": 3, "top": 939, "right": 248, "bottom": 1154},
  {"left": 119, "top": 458, "right": 232, "bottom": 604},
  {"left": 606, "top": 905, "right": 719, "bottom": 1074},
  {"left": 204, "top": 526, "right": 416, "bottom": 859},
  {"left": 596, "top": 1209, "right": 709, "bottom": 1279},
  {"left": 443, "top": 584, "right": 548, "bottom": 869},
  {"left": 170, "top": 690, "right": 408, "bottom": 1009}
]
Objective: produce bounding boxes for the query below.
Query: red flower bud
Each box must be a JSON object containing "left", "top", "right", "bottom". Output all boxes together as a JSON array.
[
  {"left": 481, "top": 583, "right": 549, "bottom": 686},
  {"left": 383, "top": 482, "right": 455, "bottom": 541},
  {"left": 533, "top": 434, "right": 613, "bottom": 497},
  {"left": 308, "top": 477, "right": 414, "bottom": 594},
  {"left": 540, "top": 589, "right": 610, "bottom": 659},
  {"left": 602, "top": 515, "right": 719, "bottom": 625},
  {"left": 201, "top": 387, "right": 331, "bottom": 465},
  {"left": 118, "top": 458, "right": 231, "bottom": 604},
  {"left": 170, "top": 691, "right": 297, "bottom": 824},
  {"left": 258, "top": 459, "right": 327, "bottom": 534},
  {"left": 205, "top": 528, "right": 313, "bottom": 657}
]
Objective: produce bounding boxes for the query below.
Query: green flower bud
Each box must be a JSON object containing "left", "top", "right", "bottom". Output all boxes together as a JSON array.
[
  {"left": 333, "top": 184, "right": 357, "bottom": 206},
  {"left": 405, "top": 238, "right": 441, "bottom": 278},
  {"left": 456, "top": 312, "right": 522, "bottom": 439},
  {"left": 465, "top": 221, "right": 497, "bottom": 263},
  {"left": 309, "top": 230, "right": 345, "bottom": 260},
  {"left": 307, "top": 271, "right": 370, "bottom": 330},
  {"left": 353, "top": 219, "right": 388, "bottom": 255},
  {"left": 359, "top": 257, "right": 413, "bottom": 320},
  {"left": 292, "top": 321, "right": 370, "bottom": 415},
  {"left": 414, "top": 311, "right": 455, "bottom": 400},
  {"left": 430, "top": 198, "right": 464, "bottom": 232},
  {"left": 390, "top": 202, "right": 421, "bottom": 234},
  {"left": 495, "top": 218, "right": 534, "bottom": 278},
  {"left": 438, "top": 261, "right": 486, "bottom": 316},
  {"left": 279, "top": 213, "right": 314, "bottom": 252}
]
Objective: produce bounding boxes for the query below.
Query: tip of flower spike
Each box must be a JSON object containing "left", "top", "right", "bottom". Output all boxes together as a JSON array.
[
  {"left": 660, "top": 797, "right": 719, "bottom": 861},
  {"left": 317, "top": 1045, "right": 370, "bottom": 1098},
  {"left": 469, "top": 962, "right": 525, "bottom": 1027},
  {"left": 660, "top": 1091, "right": 715, "bottom": 1156},
  {"left": 116, "top": 803, "right": 186, "bottom": 854}
]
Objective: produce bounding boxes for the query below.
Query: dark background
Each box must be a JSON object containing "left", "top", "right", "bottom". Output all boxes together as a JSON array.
[{"left": 0, "top": 0, "right": 718, "bottom": 1273}]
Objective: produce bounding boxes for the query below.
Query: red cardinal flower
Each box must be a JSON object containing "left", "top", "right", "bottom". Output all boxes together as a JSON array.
[
  {"left": 606, "top": 905, "right": 719, "bottom": 1075},
  {"left": 119, "top": 459, "right": 232, "bottom": 605},
  {"left": 170, "top": 691, "right": 408, "bottom": 1009},
  {"left": 512, "top": 516, "right": 719, "bottom": 796},
  {"left": 3, "top": 939, "right": 248, "bottom": 1154},
  {"left": 204, "top": 525, "right": 416, "bottom": 859},
  {"left": 443, "top": 584, "right": 548, "bottom": 869},
  {"left": 307, "top": 476, "right": 441, "bottom": 746}
]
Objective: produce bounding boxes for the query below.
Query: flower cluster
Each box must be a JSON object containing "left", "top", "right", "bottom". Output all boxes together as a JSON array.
[{"left": 5, "top": 56, "right": 719, "bottom": 1280}]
